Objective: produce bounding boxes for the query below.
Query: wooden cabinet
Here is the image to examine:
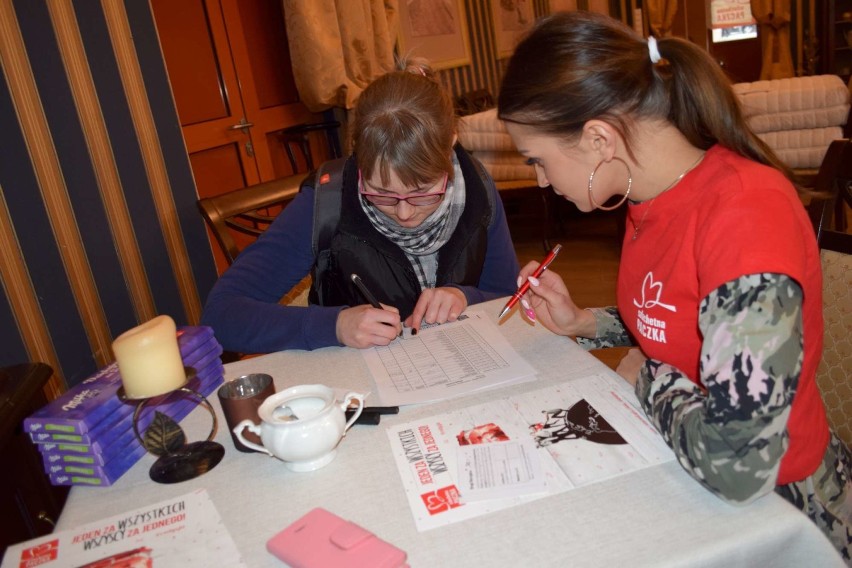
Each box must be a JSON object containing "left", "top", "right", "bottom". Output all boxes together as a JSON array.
[
  {"left": 822, "top": 0, "right": 852, "bottom": 82},
  {"left": 0, "top": 364, "right": 69, "bottom": 558}
]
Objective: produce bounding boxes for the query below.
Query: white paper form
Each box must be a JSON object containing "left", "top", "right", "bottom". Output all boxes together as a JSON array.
[
  {"left": 457, "top": 439, "right": 548, "bottom": 502},
  {"left": 362, "top": 312, "right": 537, "bottom": 406}
]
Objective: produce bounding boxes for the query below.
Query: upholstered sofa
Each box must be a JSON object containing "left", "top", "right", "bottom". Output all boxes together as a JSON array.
[
  {"left": 734, "top": 74, "right": 851, "bottom": 170},
  {"left": 458, "top": 74, "right": 851, "bottom": 181}
]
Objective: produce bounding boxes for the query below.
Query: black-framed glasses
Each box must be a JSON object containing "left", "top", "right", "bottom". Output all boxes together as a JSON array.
[{"left": 358, "top": 170, "right": 448, "bottom": 206}]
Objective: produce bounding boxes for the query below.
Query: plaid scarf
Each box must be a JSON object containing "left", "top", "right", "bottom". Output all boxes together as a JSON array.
[{"left": 359, "top": 154, "right": 466, "bottom": 290}]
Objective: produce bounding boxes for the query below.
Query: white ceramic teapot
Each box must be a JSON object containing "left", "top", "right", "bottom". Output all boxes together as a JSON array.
[{"left": 234, "top": 384, "right": 364, "bottom": 472}]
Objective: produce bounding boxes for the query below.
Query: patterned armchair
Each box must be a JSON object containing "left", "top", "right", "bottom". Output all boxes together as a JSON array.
[{"left": 811, "top": 140, "right": 852, "bottom": 448}]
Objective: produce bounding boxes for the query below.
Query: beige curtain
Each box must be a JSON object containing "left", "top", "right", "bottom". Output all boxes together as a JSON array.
[
  {"left": 283, "top": 0, "right": 399, "bottom": 112},
  {"left": 645, "top": 0, "right": 679, "bottom": 37},
  {"left": 750, "top": 0, "right": 794, "bottom": 80}
]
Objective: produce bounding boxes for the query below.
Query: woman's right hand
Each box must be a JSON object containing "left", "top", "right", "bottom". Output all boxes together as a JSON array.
[
  {"left": 518, "top": 261, "right": 595, "bottom": 337},
  {"left": 336, "top": 304, "right": 402, "bottom": 348}
]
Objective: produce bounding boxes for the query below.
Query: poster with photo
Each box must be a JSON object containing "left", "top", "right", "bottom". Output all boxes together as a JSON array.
[{"left": 387, "top": 372, "right": 673, "bottom": 531}]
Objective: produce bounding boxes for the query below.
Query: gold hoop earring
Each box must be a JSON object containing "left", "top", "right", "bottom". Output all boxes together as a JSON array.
[{"left": 588, "top": 157, "right": 632, "bottom": 211}]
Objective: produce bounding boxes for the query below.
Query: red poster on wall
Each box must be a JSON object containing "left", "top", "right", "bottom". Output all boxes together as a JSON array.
[{"left": 710, "top": 0, "right": 755, "bottom": 29}]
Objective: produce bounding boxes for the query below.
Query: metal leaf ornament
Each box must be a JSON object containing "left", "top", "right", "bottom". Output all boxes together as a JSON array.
[{"left": 144, "top": 411, "right": 186, "bottom": 455}]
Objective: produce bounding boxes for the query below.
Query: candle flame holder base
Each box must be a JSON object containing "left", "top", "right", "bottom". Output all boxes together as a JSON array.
[{"left": 118, "top": 368, "right": 225, "bottom": 484}]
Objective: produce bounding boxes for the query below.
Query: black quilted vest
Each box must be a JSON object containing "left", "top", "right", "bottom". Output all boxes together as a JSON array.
[{"left": 309, "top": 146, "right": 494, "bottom": 319}]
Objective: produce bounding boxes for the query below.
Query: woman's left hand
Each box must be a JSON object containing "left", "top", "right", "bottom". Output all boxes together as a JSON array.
[
  {"left": 616, "top": 348, "right": 648, "bottom": 387},
  {"left": 404, "top": 287, "right": 468, "bottom": 332}
]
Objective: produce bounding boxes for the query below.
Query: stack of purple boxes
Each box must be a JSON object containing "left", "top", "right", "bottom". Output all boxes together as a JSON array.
[{"left": 24, "top": 326, "right": 224, "bottom": 487}]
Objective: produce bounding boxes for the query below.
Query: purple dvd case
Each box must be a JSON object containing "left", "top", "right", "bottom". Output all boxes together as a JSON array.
[
  {"left": 25, "top": 326, "right": 219, "bottom": 436},
  {"left": 43, "top": 389, "right": 201, "bottom": 478},
  {"left": 29, "top": 348, "right": 224, "bottom": 451},
  {"left": 31, "top": 354, "right": 223, "bottom": 446},
  {"left": 38, "top": 365, "right": 224, "bottom": 465},
  {"left": 42, "top": 439, "right": 148, "bottom": 471},
  {"left": 48, "top": 448, "right": 146, "bottom": 487},
  {"left": 46, "top": 372, "right": 225, "bottom": 486}
]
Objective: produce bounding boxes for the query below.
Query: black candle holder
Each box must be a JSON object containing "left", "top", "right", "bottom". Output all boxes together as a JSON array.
[{"left": 117, "top": 368, "right": 224, "bottom": 484}]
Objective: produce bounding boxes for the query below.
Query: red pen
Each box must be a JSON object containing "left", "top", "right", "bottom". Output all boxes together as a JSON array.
[{"left": 498, "top": 244, "right": 563, "bottom": 319}]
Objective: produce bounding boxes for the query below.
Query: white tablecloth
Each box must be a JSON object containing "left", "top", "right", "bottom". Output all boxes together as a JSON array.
[{"left": 56, "top": 299, "right": 843, "bottom": 567}]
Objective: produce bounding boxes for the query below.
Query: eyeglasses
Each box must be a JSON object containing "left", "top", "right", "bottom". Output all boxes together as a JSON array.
[{"left": 358, "top": 170, "right": 448, "bottom": 206}]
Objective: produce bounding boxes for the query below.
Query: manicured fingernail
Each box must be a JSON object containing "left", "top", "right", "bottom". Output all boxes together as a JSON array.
[
  {"left": 411, "top": 328, "right": 418, "bottom": 336},
  {"left": 517, "top": 276, "right": 523, "bottom": 288},
  {"left": 520, "top": 298, "right": 536, "bottom": 322},
  {"left": 528, "top": 276, "right": 540, "bottom": 286}
]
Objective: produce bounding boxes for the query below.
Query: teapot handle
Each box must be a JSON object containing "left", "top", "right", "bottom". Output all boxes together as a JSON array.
[
  {"left": 233, "top": 420, "right": 271, "bottom": 455},
  {"left": 340, "top": 392, "right": 365, "bottom": 435}
]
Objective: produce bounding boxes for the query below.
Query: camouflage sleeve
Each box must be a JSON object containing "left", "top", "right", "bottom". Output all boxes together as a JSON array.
[
  {"left": 634, "top": 273, "right": 803, "bottom": 504},
  {"left": 576, "top": 306, "right": 634, "bottom": 350}
]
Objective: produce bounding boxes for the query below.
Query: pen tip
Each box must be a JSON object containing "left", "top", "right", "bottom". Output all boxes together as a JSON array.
[{"left": 497, "top": 306, "right": 509, "bottom": 319}]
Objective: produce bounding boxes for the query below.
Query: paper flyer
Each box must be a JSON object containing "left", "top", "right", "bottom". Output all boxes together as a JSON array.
[
  {"left": 1, "top": 490, "right": 246, "bottom": 568},
  {"left": 386, "top": 373, "right": 674, "bottom": 531}
]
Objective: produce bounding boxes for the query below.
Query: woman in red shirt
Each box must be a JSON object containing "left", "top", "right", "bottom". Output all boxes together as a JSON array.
[{"left": 498, "top": 11, "right": 851, "bottom": 560}]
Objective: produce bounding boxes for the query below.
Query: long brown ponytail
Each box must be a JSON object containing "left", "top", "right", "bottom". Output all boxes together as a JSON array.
[{"left": 498, "top": 11, "right": 793, "bottom": 180}]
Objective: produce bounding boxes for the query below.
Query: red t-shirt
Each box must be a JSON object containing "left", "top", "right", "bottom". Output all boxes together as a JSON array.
[{"left": 616, "top": 145, "right": 828, "bottom": 485}]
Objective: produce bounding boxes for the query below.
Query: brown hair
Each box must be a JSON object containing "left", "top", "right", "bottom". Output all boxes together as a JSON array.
[
  {"left": 352, "top": 59, "right": 456, "bottom": 187},
  {"left": 497, "top": 11, "right": 793, "bottom": 180}
]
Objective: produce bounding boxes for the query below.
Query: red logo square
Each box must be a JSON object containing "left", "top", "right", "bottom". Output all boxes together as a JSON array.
[
  {"left": 19, "top": 539, "right": 58, "bottom": 567},
  {"left": 420, "top": 485, "right": 462, "bottom": 515}
]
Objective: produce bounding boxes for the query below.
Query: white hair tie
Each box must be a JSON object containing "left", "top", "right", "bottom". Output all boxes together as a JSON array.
[{"left": 647, "top": 36, "right": 661, "bottom": 64}]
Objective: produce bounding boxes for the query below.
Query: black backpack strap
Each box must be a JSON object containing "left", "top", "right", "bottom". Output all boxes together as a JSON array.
[
  {"left": 465, "top": 149, "right": 496, "bottom": 226},
  {"left": 311, "top": 157, "right": 348, "bottom": 257}
]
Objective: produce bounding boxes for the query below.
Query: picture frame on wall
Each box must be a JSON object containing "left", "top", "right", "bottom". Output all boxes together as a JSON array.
[
  {"left": 492, "top": 0, "right": 535, "bottom": 58},
  {"left": 398, "top": 0, "right": 471, "bottom": 70}
]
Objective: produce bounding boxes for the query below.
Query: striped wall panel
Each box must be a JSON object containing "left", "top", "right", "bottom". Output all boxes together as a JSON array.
[{"left": 0, "top": 0, "right": 217, "bottom": 391}]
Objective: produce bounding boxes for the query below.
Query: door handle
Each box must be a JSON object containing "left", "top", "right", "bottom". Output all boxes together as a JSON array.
[{"left": 229, "top": 119, "right": 254, "bottom": 132}]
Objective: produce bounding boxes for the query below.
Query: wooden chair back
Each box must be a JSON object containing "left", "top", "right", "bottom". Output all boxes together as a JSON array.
[
  {"left": 197, "top": 174, "right": 305, "bottom": 265},
  {"left": 808, "top": 138, "right": 852, "bottom": 447},
  {"left": 807, "top": 139, "right": 852, "bottom": 236},
  {"left": 816, "top": 227, "right": 852, "bottom": 448}
]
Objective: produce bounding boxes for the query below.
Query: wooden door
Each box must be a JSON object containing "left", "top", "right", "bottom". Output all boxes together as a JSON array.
[
  {"left": 707, "top": 35, "right": 762, "bottom": 83},
  {"left": 151, "top": 0, "right": 322, "bottom": 272}
]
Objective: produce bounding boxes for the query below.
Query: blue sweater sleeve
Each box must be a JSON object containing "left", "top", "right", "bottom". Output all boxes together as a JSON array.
[
  {"left": 451, "top": 180, "right": 520, "bottom": 305},
  {"left": 200, "top": 186, "right": 345, "bottom": 353}
]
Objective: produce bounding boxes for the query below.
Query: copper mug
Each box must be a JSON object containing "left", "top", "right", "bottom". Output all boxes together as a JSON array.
[{"left": 217, "top": 373, "right": 276, "bottom": 452}]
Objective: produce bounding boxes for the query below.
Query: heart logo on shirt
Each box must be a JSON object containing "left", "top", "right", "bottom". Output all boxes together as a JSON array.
[{"left": 633, "top": 272, "right": 677, "bottom": 312}]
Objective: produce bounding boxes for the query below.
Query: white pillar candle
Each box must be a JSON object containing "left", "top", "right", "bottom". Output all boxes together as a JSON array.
[{"left": 112, "top": 315, "right": 186, "bottom": 399}]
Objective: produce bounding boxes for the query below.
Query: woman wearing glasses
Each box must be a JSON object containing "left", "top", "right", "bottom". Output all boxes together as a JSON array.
[{"left": 201, "top": 60, "right": 519, "bottom": 353}]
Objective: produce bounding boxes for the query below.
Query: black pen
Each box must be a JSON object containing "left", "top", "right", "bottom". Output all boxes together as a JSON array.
[
  {"left": 351, "top": 274, "right": 402, "bottom": 336},
  {"left": 346, "top": 406, "right": 400, "bottom": 426},
  {"left": 361, "top": 406, "right": 400, "bottom": 415},
  {"left": 351, "top": 273, "right": 382, "bottom": 309}
]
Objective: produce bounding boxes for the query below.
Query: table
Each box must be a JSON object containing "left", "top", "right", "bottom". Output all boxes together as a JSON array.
[{"left": 56, "top": 299, "right": 842, "bottom": 567}]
